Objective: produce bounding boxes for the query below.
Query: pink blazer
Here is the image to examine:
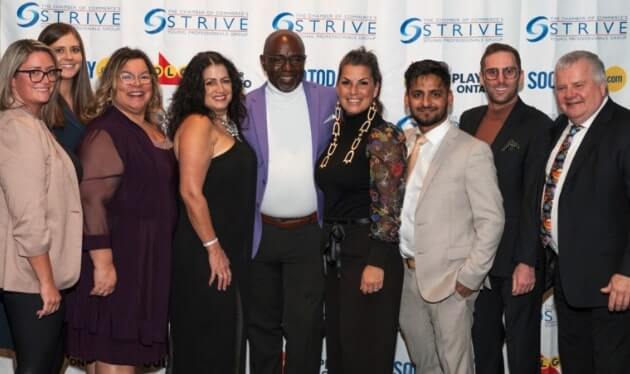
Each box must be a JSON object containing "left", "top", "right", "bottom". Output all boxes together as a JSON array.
[{"left": 0, "top": 108, "right": 82, "bottom": 293}]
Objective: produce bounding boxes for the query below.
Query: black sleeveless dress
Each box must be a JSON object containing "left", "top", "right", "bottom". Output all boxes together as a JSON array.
[{"left": 170, "top": 140, "right": 257, "bottom": 373}]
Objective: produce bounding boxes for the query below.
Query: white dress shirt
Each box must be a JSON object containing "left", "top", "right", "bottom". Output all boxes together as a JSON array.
[
  {"left": 399, "top": 119, "right": 452, "bottom": 258},
  {"left": 544, "top": 97, "right": 608, "bottom": 252}
]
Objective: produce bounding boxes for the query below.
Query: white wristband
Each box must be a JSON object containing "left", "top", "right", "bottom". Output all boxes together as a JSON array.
[{"left": 202, "top": 237, "right": 219, "bottom": 248}]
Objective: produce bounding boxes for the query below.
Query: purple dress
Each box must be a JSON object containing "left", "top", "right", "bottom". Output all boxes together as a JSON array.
[{"left": 66, "top": 106, "right": 177, "bottom": 365}]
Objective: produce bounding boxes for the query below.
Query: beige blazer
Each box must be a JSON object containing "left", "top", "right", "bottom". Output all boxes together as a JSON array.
[
  {"left": 0, "top": 108, "right": 82, "bottom": 293},
  {"left": 411, "top": 124, "right": 504, "bottom": 303}
]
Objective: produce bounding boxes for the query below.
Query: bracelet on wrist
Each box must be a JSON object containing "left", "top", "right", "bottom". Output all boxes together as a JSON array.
[{"left": 202, "top": 237, "right": 219, "bottom": 248}]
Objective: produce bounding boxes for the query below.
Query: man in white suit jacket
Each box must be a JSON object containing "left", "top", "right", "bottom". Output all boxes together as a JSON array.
[{"left": 398, "top": 60, "right": 505, "bottom": 374}]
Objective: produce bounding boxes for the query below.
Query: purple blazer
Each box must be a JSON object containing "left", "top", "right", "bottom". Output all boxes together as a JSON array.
[{"left": 241, "top": 81, "right": 337, "bottom": 258}]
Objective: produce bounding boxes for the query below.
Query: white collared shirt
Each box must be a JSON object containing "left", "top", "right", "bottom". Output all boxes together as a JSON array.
[
  {"left": 399, "top": 119, "right": 452, "bottom": 258},
  {"left": 544, "top": 96, "right": 608, "bottom": 252}
]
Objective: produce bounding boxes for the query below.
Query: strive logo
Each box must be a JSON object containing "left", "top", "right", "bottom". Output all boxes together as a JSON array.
[
  {"left": 16, "top": 1, "right": 120, "bottom": 29},
  {"left": 526, "top": 15, "right": 627, "bottom": 42},
  {"left": 143, "top": 7, "right": 248, "bottom": 36},
  {"left": 400, "top": 16, "right": 503, "bottom": 44},
  {"left": 271, "top": 11, "right": 376, "bottom": 40}
]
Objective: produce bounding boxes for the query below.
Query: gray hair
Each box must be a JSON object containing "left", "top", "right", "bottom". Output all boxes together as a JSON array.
[{"left": 555, "top": 50, "right": 607, "bottom": 86}]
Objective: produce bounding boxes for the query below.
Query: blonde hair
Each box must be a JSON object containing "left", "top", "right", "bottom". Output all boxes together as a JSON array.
[
  {"left": 0, "top": 39, "right": 60, "bottom": 120},
  {"left": 86, "top": 47, "right": 162, "bottom": 123}
]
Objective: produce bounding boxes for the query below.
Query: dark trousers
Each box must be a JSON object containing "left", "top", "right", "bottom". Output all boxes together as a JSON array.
[
  {"left": 553, "top": 265, "right": 630, "bottom": 374},
  {"left": 324, "top": 225, "right": 403, "bottom": 374},
  {"left": 2, "top": 291, "right": 64, "bottom": 374},
  {"left": 248, "top": 222, "right": 324, "bottom": 374},
  {"left": 472, "top": 271, "right": 543, "bottom": 374}
]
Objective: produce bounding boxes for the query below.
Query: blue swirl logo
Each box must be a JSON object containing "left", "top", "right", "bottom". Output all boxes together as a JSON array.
[
  {"left": 526, "top": 16, "right": 549, "bottom": 42},
  {"left": 144, "top": 8, "right": 167, "bottom": 34},
  {"left": 400, "top": 17, "right": 422, "bottom": 44},
  {"left": 396, "top": 115, "right": 413, "bottom": 129},
  {"left": 16, "top": 2, "right": 39, "bottom": 28},
  {"left": 272, "top": 12, "right": 295, "bottom": 30}
]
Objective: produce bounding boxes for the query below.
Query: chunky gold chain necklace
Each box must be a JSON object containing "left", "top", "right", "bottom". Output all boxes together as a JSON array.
[{"left": 319, "top": 102, "right": 377, "bottom": 168}]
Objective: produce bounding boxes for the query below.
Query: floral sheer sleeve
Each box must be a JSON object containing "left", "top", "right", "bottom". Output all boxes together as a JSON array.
[{"left": 365, "top": 121, "right": 407, "bottom": 267}]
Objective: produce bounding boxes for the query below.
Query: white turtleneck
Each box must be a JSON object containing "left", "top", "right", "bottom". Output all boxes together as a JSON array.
[{"left": 260, "top": 82, "right": 317, "bottom": 218}]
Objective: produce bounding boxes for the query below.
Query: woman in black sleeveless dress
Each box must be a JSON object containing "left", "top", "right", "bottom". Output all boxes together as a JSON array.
[{"left": 168, "top": 52, "right": 256, "bottom": 373}]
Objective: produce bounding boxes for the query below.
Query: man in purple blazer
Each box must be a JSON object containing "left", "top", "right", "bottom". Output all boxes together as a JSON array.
[{"left": 241, "top": 29, "right": 337, "bottom": 374}]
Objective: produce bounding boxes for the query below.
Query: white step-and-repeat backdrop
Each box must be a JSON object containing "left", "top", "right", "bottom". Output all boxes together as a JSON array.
[{"left": 1, "top": 0, "right": 628, "bottom": 373}]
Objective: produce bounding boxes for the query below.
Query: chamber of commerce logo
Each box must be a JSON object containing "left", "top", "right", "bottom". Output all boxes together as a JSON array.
[
  {"left": 400, "top": 17, "right": 504, "bottom": 44},
  {"left": 16, "top": 1, "right": 120, "bottom": 29},
  {"left": 540, "top": 354, "right": 561, "bottom": 373},
  {"left": 526, "top": 15, "right": 627, "bottom": 42},
  {"left": 606, "top": 65, "right": 627, "bottom": 92},
  {"left": 143, "top": 7, "right": 248, "bottom": 35},
  {"left": 271, "top": 11, "right": 376, "bottom": 40}
]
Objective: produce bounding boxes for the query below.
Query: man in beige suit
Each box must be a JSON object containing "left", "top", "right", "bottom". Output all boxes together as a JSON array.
[{"left": 398, "top": 59, "right": 504, "bottom": 374}]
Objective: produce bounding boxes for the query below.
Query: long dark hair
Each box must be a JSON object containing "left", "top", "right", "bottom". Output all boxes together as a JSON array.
[{"left": 168, "top": 51, "right": 246, "bottom": 138}]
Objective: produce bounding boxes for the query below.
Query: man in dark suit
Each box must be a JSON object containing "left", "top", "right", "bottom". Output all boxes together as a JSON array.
[
  {"left": 241, "top": 30, "right": 336, "bottom": 374},
  {"left": 460, "top": 43, "right": 553, "bottom": 374},
  {"left": 540, "top": 50, "right": 630, "bottom": 374}
]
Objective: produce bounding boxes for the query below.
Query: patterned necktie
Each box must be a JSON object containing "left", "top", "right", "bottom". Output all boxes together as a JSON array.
[
  {"left": 406, "top": 132, "right": 428, "bottom": 183},
  {"left": 540, "top": 124, "right": 583, "bottom": 246}
]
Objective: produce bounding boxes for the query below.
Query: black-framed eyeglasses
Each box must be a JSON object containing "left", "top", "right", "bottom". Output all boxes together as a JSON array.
[
  {"left": 15, "top": 68, "right": 62, "bottom": 83},
  {"left": 264, "top": 54, "right": 306, "bottom": 68},
  {"left": 483, "top": 66, "right": 520, "bottom": 81}
]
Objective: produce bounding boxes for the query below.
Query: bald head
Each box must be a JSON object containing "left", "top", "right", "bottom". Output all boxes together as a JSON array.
[
  {"left": 263, "top": 30, "right": 305, "bottom": 56},
  {"left": 260, "top": 29, "right": 307, "bottom": 92}
]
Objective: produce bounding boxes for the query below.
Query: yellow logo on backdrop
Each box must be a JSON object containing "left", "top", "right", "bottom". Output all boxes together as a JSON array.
[
  {"left": 95, "top": 58, "right": 109, "bottom": 77},
  {"left": 606, "top": 66, "right": 626, "bottom": 92}
]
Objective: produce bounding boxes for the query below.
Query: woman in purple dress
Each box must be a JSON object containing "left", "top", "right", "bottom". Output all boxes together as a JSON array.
[{"left": 65, "top": 47, "right": 177, "bottom": 373}]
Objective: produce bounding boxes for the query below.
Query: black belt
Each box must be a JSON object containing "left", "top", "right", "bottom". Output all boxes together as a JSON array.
[{"left": 323, "top": 217, "right": 371, "bottom": 278}]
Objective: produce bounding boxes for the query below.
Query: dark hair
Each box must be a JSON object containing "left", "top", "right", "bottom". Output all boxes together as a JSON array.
[
  {"left": 480, "top": 43, "right": 522, "bottom": 71},
  {"left": 337, "top": 47, "right": 383, "bottom": 113},
  {"left": 404, "top": 59, "right": 451, "bottom": 91},
  {"left": 168, "top": 51, "right": 246, "bottom": 138},
  {"left": 86, "top": 47, "right": 162, "bottom": 123},
  {"left": 38, "top": 22, "right": 94, "bottom": 127}
]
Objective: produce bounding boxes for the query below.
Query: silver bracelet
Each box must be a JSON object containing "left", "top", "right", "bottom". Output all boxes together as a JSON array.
[{"left": 202, "top": 237, "right": 219, "bottom": 248}]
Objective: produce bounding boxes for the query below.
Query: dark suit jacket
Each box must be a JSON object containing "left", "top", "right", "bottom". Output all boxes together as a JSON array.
[
  {"left": 460, "top": 97, "right": 553, "bottom": 277},
  {"left": 541, "top": 99, "right": 630, "bottom": 308}
]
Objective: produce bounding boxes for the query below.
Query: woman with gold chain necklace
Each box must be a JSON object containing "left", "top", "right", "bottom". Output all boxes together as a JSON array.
[{"left": 315, "top": 47, "right": 406, "bottom": 374}]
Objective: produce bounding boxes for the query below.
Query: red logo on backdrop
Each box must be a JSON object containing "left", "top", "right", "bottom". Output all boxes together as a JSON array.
[
  {"left": 156, "top": 53, "right": 183, "bottom": 85},
  {"left": 540, "top": 354, "right": 561, "bottom": 373}
]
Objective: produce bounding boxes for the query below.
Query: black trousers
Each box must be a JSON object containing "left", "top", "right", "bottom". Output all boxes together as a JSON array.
[
  {"left": 324, "top": 224, "right": 403, "bottom": 374},
  {"left": 472, "top": 270, "right": 543, "bottom": 374},
  {"left": 248, "top": 222, "right": 324, "bottom": 374},
  {"left": 553, "top": 265, "right": 630, "bottom": 374},
  {"left": 2, "top": 291, "right": 64, "bottom": 374}
]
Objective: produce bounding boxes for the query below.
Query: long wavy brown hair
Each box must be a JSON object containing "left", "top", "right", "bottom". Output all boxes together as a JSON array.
[
  {"left": 38, "top": 22, "right": 94, "bottom": 127},
  {"left": 86, "top": 47, "right": 162, "bottom": 124}
]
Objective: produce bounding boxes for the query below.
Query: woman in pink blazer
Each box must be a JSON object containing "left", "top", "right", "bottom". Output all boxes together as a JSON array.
[{"left": 0, "top": 39, "right": 82, "bottom": 373}]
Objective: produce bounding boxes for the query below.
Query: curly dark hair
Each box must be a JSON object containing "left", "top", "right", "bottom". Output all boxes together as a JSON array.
[{"left": 168, "top": 51, "right": 246, "bottom": 138}]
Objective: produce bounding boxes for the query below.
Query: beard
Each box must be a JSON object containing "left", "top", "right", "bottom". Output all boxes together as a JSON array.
[{"left": 411, "top": 106, "right": 448, "bottom": 128}]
